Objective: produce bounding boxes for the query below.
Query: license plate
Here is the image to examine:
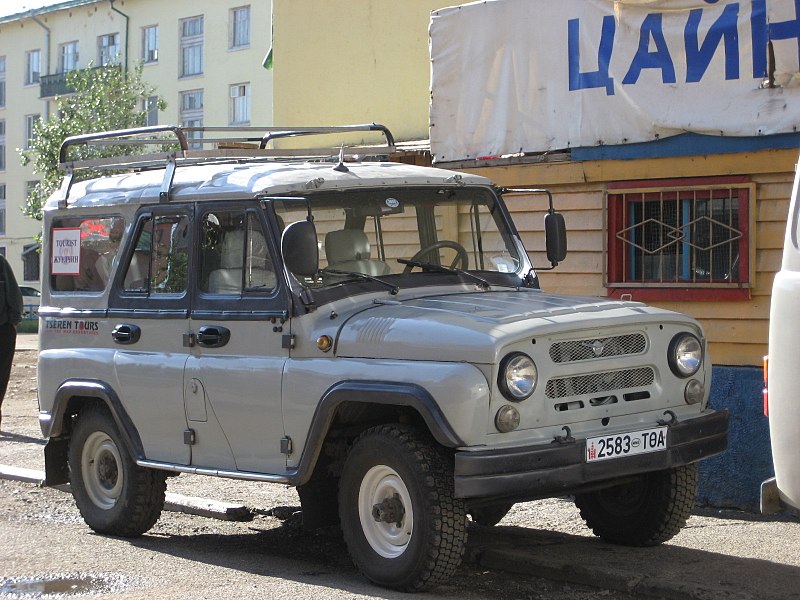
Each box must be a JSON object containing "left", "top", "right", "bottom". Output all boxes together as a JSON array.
[{"left": 585, "top": 427, "right": 667, "bottom": 462}]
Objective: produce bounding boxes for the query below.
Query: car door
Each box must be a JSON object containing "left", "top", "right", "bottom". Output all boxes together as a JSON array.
[
  {"left": 184, "top": 203, "right": 290, "bottom": 474},
  {"left": 108, "top": 207, "right": 194, "bottom": 465}
]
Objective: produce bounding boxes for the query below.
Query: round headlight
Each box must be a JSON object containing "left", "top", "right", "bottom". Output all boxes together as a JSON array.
[
  {"left": 499, "top": 352, "right": 537, "bottom": 401},
  {"left": 669, "top": 333, "right": 703, "bottom": 377}
]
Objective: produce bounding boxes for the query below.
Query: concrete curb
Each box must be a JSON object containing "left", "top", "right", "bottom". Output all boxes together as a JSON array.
[{"left": 0, "top": 463, "right": 253, "bottom": 522}]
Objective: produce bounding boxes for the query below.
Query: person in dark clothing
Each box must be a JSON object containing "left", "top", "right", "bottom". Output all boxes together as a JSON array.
[{"left": 0, "top": 254, "right": 23, "bottom": 431}]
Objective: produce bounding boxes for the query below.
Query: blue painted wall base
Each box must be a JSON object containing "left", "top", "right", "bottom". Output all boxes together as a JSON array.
[{"left": 697, "top": 365, "right": 772, "bottom": 512}]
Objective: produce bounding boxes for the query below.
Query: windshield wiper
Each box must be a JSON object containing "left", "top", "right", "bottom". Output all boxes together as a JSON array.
[
  {"left": 397, "top": 259, "right": 492, "bottom": 290},
  {"left": 323, "top": 268, "right": 400, "bottom": 295}
]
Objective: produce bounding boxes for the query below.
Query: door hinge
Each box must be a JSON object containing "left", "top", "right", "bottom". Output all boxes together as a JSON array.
[
  {"left": 280, "top": 436, "right": 293, "bottom": 455},
  {"left": 183, "top": 332, "right": 196, "bottom": 347},
  {"left": 184, "top": 429, "right": 196, "bottom": 445},
  {"left": 281, "top": 334, "right": 295, "bottom": 349}
]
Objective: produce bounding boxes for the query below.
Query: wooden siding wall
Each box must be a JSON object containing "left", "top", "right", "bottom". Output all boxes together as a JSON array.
[{"left": 463, "top": 151, "right": 798, "bottom": 367}]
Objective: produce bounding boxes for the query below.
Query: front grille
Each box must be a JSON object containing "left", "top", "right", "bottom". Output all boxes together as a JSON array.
[
  {"left": 549, "top": 333, "right": 647, "bottom": 363},
  {"left": 545, "top": 367, "right": 655, "bottom": 399}
]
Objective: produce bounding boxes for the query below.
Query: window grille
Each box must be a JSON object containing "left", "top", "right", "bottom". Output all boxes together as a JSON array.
[{"left": 607, "top": 177, "right": 751, "bottom": 298}]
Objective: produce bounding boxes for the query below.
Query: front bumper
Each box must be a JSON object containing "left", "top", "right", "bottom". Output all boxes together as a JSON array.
[{"left": 454, "top": 409, "right": 728, "bottom": 500}]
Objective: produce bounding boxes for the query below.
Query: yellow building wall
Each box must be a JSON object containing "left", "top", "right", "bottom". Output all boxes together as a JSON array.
[
  {"left": 0, "top": 0, "right": 273, "bottom": 281},
  {"left": 272, "top": 0, "right": 449, "bottom": 140},
  {"left": 465, "top": 149, "right": 798, "bottom": 367}
]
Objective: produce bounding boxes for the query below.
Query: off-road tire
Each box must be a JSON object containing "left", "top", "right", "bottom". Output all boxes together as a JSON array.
[
  {"left": 575, "top": 463, "right": 698, "bottom": 546},
  {"left": 68, "top": 405, "right": 166, "bottom": 537},
  {"left": 338, "top": 424, "right": 467, "bottom": 591},
  {"left": 469, "top": 503, "right": 514, "bottom": 527}
]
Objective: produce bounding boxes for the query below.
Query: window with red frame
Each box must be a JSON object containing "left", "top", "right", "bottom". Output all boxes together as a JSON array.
[{"left": 607, "top": 176, "right": 751, "bottom": 301}]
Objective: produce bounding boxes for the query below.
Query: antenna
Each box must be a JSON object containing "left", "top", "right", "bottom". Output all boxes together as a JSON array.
[{"left": 333, "top": 144, "right": 349, "bottom": 173}]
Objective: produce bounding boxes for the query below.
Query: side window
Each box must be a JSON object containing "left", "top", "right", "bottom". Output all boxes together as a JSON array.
[
  {"left": 200, "top": 210, "right": 275, "bottom": 294},
  {"left": 50, "top": 216, "right": 124, "bottom": 292},
  {"left": 123, "top": 213, "right": 190, "bottom": 294}
]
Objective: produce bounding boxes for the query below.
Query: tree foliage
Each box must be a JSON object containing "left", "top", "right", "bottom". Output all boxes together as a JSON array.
[{"left": 19, "top": 64, "right": 166, "bottom": 220}]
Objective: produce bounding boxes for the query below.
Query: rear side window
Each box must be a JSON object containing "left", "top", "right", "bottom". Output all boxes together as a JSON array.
[
  {"left": 123, "top": 213, "right": 190, "bottom": 294},
  {"left": 50, "top": 216, "right": 124, "bottom": 292}
]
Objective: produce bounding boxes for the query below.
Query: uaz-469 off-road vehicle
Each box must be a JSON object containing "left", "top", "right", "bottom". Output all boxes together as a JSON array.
[{"left": 38, "top": 125, "right": 727, "bottom": 591}]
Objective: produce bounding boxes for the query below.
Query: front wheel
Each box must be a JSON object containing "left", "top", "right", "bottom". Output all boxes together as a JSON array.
[
  {"left": 575, "top": 463, "right": 698, "bottom": 546},
  {"left": 68, "top": 405, "right": 166, "bottom": 537},
  {"left": 338, "top": 425, "right": 467, "bottom": 591}
]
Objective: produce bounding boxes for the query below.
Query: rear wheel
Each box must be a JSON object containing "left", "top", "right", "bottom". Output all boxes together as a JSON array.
[
  {"left": 338, "top": 424, "right": 467, "bottom": 591},
  {"left": 575, "top": 464, "right": 697, "bottom": 546},
  {"left": 69, "top": 405, "right": 166, "bottom": 537}
]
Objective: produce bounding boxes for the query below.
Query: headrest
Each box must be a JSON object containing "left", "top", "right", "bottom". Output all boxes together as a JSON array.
[
  {"left": 325, "top": 229, "right": 370, "bottom": 264},
  {"left": 220, "top": 229, "right": 245, "bottom": 268}
]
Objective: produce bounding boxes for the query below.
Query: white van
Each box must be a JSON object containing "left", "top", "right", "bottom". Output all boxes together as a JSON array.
[{"left": 762, "top": 157, "right": 800, "bottom": 516}]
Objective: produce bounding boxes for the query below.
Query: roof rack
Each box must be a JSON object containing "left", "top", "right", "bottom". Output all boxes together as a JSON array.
[{"left": 56, "top": 123, "right": 396, "bottom": 207}]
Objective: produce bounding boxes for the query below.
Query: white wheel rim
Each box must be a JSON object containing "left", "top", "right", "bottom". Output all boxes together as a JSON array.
[
  {"left": 358, "top": 465, "right": 413, "bottom": 558},
  {"left": 81, "top": 431, "right": 123, "bottom": 510}
]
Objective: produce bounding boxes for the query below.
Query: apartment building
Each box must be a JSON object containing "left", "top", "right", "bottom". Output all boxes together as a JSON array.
[{"left": 0, "top": 0, "right": 273, "bottom": 285}]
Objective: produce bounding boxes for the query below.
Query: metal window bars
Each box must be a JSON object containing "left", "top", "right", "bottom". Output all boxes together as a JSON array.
[{"left": 56, "top": 123, "right": 397, "bottom": 207}]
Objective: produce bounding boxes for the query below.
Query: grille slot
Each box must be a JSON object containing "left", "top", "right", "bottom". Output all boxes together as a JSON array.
[
  {"left": 545, "top": 367, "right": 655, "bottom": 399},
  {"left": 549, "top": 333, "right": 646, "bottom": 363}
]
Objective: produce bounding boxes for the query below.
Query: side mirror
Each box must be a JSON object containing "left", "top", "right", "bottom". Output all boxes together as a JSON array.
[
  {"left": 544, "top": 211, "right": 567, "bottom": 266},
  {"left": 282, "top": 220, "right": 319, "bottom": 277}
]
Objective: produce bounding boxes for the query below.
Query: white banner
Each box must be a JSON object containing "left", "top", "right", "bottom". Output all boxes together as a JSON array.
[{"left": 429, "top": 0, "right": 800, "bottom": 162}]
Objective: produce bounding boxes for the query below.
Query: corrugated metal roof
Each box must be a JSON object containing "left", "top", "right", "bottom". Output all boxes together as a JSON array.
[{"left": 0, "top": 0, "right": 101, "bottom": 24}]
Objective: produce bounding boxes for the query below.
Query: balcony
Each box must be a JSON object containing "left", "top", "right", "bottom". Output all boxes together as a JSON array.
[{"left": 40, "top": 67, "right": 110, "bottom": 99}]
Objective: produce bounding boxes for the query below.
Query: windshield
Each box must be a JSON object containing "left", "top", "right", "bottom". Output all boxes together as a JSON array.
[{"left": 273, "top": 186, "right": 531, "bottom": 296}]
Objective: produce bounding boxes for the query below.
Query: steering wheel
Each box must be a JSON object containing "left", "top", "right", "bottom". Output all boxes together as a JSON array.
[{"left": 402, "top": 240, "right": 469, "bottom": 274}]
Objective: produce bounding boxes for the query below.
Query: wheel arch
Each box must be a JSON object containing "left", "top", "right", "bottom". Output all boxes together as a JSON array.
[
  {"left": 292, "top": 380, "right": 464, "bottom": 487},
  {"left": 43, "top": 379, "right": 144, "bottom": 486}
]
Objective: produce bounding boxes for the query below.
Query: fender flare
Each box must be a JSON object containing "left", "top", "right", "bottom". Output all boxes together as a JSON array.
[
  {"left": 46, "top": 379, "right": 145, "bottom": 461},
  {"left": 291, "top": 380, "right": 464, "bottom": 486}
]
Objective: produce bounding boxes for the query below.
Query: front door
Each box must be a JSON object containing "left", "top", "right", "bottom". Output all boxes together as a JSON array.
[{"left": 184, "top": 204, "right": 289, "bottom": 475}]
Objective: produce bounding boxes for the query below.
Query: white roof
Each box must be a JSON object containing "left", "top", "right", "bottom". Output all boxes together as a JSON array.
[{"left": 45, "top": 159, "right": 494, "bottom": 211}]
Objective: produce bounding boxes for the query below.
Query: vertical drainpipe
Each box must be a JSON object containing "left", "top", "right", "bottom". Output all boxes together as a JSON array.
[
  {"left": 30, "top": 15, "right": 51, "bottom": 118},
  {"left": 108, "top": 0, "right": 130, "bottom": 72}
]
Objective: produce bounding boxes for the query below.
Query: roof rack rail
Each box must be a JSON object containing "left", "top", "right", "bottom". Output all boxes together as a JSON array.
[{"left": 56, "top": 123, "right": 396, "bottom": 207}]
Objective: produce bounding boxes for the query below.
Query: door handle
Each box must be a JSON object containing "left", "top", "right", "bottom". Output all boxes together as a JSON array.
[
  {"left": 112, "top": 323, "right": 141, "bottom": 345},
  {"left": 196, "top": 325, "right": 231, "bottom": 348}
]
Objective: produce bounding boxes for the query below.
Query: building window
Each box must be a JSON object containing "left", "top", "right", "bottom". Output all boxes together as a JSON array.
[
  {"left": 180, "top": 89, "right": 203, "bottom": 149},
  {"left": 22, "top": 243, "right": 40, "bottom": 282},
  {"left": 25, "top": 114, "right": 40, "bottom": 150},
  {"left": 607, "top": 177, "right": 753, "bottom": 301},
  {"left": 25, "top": 50, "right": 40, "bottom": 85},
  {"left": 142, "top": 25, "right": 159, "bottom": 63},
  {"left": 0, "top": 184, "right": 5, "bottom": 235},
  {"left": 180, "top": 16, "right": 203, "bottom": 77},
  {"left": 0, "top": 120, "right": 5, "bottom": 171},
  {"left": 59, "top": 41, "right": 79, "bottom": 73},
  {"left": 144, "top": 96, "right": 159, "bottom": 126},
  {"left": 98, "top": 33, "right": 120, "bottom": 66},
  {"left": 0, "top": 56, "right": 5, "bottom": 108},
  {"left": 229, "top": 83, "right": 250, "bottom": 125},
  {"left": 230, "top": 6, "right": 250, "bottom": 49}
]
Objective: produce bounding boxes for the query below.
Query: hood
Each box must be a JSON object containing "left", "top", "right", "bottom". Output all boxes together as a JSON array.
[{"left": 334, "top": 289, "right": 691, "bottom": 363}]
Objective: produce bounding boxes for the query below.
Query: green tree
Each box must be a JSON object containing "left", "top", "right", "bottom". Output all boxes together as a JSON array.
[{"left": 19, "top": 64, "right": 166, "bottom": 221}]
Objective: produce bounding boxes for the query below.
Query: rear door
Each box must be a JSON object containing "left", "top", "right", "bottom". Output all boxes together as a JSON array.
[
  {"left": 184, "top": 202, "right": 290, "bottom": 474},
  {"left": 108, "top": 207, "right": 193, "bottom": 465}
]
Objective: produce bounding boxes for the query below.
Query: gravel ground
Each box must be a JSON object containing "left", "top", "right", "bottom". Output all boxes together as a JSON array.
[{"left": 1, "top": 345, "right": 635, "bottom": 599}]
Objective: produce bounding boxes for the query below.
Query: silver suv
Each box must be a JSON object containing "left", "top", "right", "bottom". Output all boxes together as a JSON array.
[{"left": 38, "top": 125, "right": 728, "bottom": 591}]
